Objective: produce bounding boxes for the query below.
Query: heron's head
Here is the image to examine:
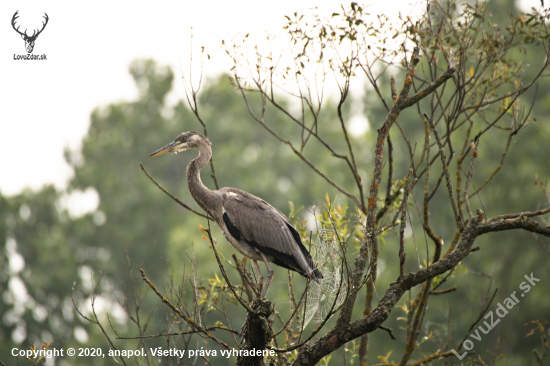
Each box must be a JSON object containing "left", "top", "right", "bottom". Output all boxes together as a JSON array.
[{"left": 148, "top": 131, "right": 210, "bottom": 158}]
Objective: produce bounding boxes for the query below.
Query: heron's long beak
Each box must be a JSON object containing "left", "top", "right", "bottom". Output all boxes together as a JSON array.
[{"left": 148, "top": 141, "right": 177, "bottom": 158}]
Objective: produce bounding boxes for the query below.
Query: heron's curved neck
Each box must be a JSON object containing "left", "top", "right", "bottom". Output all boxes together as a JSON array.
[{"left": 186, "top": 144, "right": 218, "bottom": 217}]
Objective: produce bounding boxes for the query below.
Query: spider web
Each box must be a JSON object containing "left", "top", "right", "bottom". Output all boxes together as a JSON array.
[{"left": 303, "top": 227, "right": 347, "bottom": 328}]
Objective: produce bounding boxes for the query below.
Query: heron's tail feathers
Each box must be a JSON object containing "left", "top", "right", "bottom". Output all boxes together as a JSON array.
[{"left": 309, "top": 268, "right": 323, "bottom": 283}]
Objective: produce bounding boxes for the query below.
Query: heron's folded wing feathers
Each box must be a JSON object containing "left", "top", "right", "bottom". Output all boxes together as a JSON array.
[
  {"left": 220, "top": 188, "right": 323, "bottom": 280},
  {"left": 221, "top": 189, "right": 296, "bottom": 256}
]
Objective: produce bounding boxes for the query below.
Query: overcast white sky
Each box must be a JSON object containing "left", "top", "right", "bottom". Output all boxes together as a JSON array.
[{"left": 0, "top": 0, "right": 542, "bottom": 198}]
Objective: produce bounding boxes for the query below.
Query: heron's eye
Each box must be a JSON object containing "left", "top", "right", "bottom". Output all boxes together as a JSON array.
[{"left": 180, "top": 137, "right": 187, "bottom": 142}]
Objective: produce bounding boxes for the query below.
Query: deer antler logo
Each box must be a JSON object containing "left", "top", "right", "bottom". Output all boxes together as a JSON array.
[{"left": 12, "top": 11, "right": 49, "bottom": 54}]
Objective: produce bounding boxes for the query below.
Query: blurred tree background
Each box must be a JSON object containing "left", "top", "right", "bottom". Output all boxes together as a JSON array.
[{"left": 1, "top": 0, "right": 549, "bottom": 365}]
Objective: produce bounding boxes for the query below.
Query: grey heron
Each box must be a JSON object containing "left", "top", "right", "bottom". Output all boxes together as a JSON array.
[{"left": 149, "top": 131, "right": 322, "bottom": 298}]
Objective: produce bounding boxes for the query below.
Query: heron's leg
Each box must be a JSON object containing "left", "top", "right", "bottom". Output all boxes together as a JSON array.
[
  {"left": 252, "top": 260, "right": 264, "bottom": 293},
  {"left": 259, "top": 252, "right": 274, "bottom": 298}
]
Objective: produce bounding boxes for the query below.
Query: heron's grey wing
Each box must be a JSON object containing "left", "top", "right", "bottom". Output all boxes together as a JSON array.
[{"left": 220, "top": 189, "right": 318, "bottom": 278}]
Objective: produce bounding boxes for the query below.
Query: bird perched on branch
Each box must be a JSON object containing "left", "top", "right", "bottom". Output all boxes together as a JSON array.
[{"left": 149, "top": 131, "right": 322, "bottom": 297}]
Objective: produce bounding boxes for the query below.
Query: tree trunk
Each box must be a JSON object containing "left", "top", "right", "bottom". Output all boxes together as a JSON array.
[{"left": 238, "top": 299, "right": 274, "bottom": 366}]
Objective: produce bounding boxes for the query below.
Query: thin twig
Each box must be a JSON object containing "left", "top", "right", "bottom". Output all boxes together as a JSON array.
[{"left": 140, "top": 164, "right": 211, "bottom": 220}]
